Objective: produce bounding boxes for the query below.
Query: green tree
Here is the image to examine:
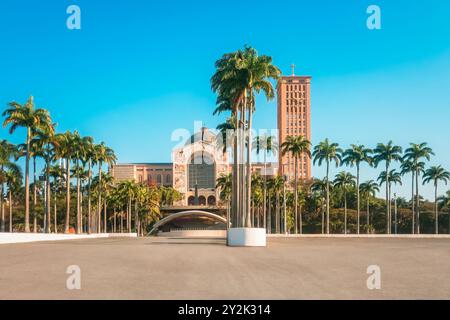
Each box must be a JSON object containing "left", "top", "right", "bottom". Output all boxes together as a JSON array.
[
  {"left": 333, "top": 171, "right": 356, "bottom": 234},
  {"left": 0, "top": 140, "right": 18, "bottom": 232},
  {"left": 254, "top": 134, "right": 278, "bottom": 232},
  {"left": 211, "top": 46, "right": 281, "bottom": 229},
  {"left": 281, "top": 135, "right": 311, "bottom": 234},
  {"left": 359, "top": 180, "right": 380, "bottom": 234},
  {"left": 343, "top": 144, "right": 372, "bottom": 234},
  {"left": 377, "top": 169, "right": 402, "bottom": 233},
  {"left": 2, "top": 96, "right": 53, "bottom": 232},
  {"left": 423, "top": 166, "right": 450, "bottom": 234},
  {"left": 373, "top": 141, "right": 403, "bottom": 234},
  {"left": 400, "top": 159, "right": 424, "bottom": 233},
  {"left": 5, "top": 164, "right": 22, "bottom": 232},
  {"left": 30, "top": 124, "right": 58, "bottom": 233},
  {"left": 311, "top": 178, "right": 328, "bottom": 234},
  {"left": 403, "top": 142, "right": 434, "bottom": 234},
  {"left": 313, "top": 139, "right": 342, "bottom": 234}
]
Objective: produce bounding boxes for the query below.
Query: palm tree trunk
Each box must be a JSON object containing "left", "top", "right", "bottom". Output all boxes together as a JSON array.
[
  {"left": 245, "top": 102, "right": 252, "bottom": 228},
  {"left": 321, "top": 201, "right": 325, "bottom": 234},
  {"left": 46, "top": 158, "right": 51, "bottom": 233},
  {"left": 0, "top": 184, "right": 4, "bottom": 233},
  {"left": 113, "top": 209, "right": 116, "bottom": 233},
  {"left": 356, "top": 165, "right": 360, "bottom": 234},
  {"left": 411, "top": 172, "right": 415, "bottom": 234},
  {"left": 435, "top": 182, "right": 438, "bottom": 234},
  {"left": 385, "top": 163, "right": 390, "bottom": 234},
  {"left": 24, "top": 127, "right": 31, "bottom": 233},
  {"left": 267, "top": 192, "right": 271, "bottom": 234},
  {"left": 9, "top": 190, "right": 13, "bottom": 233},
  {"left": 88, "top": 160, "right": 92, "bottom": 233},
  {"left": 326, "top": 160, "right": 330, "bottom": 234},
  {"left": 367, "top": 198, "right": 370, "bottom": 234},
  {"left": 294, "top": 156, "right": 298, "bottom": 234},
  {"left": 76, "top": 160, "right": 81, "bottom": 234},
  {"left": 416, "top": 168, "right": 420, "bottom": 234},
  {"left": 239, "top": 102, "right": 246, "bottom": 227},
  {"left": 33, "top": 156, "right": 37, "bottom": 233},
  {"left": 232, "top": 111, "right": 239, "bottom": 229},
  {"left": 54, "top": 175, "right": 58, "bottom": 233},
  {"left": 98, "top": 163, "right": 103, "bottom": 233},
  {"left": 388, "top": 183, "right": 392, "bottom": 234},
  {"left": 344, "top": 192, "right": 347, "bottom": 234},
  {"left": 0, "top": 175, "right": 4, "bottom": 232},
  {"left": 263, "top": 152, "right": 267, "bottom": 231},
  {"left": 65, "top": 158, "right": 71, "bottom": 233},
  {"left": 103, "top": 200, "right": 107, "bottom": 233},
  {"left": 275, "top": 192, "right": 280, "bottom": 233}
]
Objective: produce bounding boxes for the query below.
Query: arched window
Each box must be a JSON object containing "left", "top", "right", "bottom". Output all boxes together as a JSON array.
[
  {"left": 198, "top": 196, "right": 206, "bottom": 206},
  {"left": 165, "top": 174, "right": 171, "bottom": 184},
  {"left": 157, "top": 174, "right": 162, "bottom": 184},
  {"left": 188, "top": 196, "right": 195, "bottom": 206},
  {"left": 207, "top": 196, "right": 216, "bottom": 206}
]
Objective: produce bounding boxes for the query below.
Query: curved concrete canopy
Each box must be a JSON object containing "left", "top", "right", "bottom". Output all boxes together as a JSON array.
[{"left": 148, "top": 210, "right": 227, "bottom": 235}]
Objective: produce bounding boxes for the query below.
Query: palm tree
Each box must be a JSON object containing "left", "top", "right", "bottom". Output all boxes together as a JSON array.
[
  {"left": 378, "top": 169, "right": 402, "bottom": 233},
  {"left": 343, "top": 145, "right": 372, "bottom": 234},
  {"left": 423, "top": 166, "right": 450, "bottom": 234},
  {"left": 400, "top": 160, "right": 425, "bottom": 233},
  {"left": 313, "top": 139, "right": 342, "bottom": 234},
  {"left": 437, "top": 191, "right": 450, "bottom": 234},
  {"left": 211, "top": 46, "right": 281, "bottom": 229},
  {"left": 56, "top": 131, "right": 77, "bottom": 233},
  {"left": 216, "top": 173, "right": 232, "bottom": 228},
  {"left": 30, "top": 125, "right": 58, "bottom": 233},
  {"left": 82, "top": 137, "right": 95, "bottom": 233},
  {"left": 5, "top": 165, "right": 22, "bottom": 232},
  {"left": 404, "top": 143, "right": 434, "bottom": 234},
  {"left": 1, "top": 140, "right": 18, "bottom": 232},
  {"left": 359, "top": 180, "right": 380, "bottom": 234},
  {"left": 2, "top": 96, "right": 53, "bottom": 232},
  {"left": 281, "top": 135, "right": 311, "bottom": 234},
  {"left": 311, "top": 178, "right": 328, "bottom": 234},
  {"left": 94, "top": 143, "right": 117, "bottom": 233},
  {"left": 254, "top": 134, "right": 278, "bottom": 232},
  {"left": 272, "top": 175, "right": 284, "bottom": 234},
  {"left": 373, "top": 141, "right": 402, "bottom": 234},
  {"left": 333, "top": 171, "right": 355, "bottom": 234},
  {"left": 49, "top": 164, "right": 64, "bottom": 233},
  {"left": 116, "top": 180, "right": 136, "bottom": 233}
]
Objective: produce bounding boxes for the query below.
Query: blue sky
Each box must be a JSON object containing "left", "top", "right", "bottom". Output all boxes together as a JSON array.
[{"left": 1, "top": 0, "right": 449, "bottom": 200}]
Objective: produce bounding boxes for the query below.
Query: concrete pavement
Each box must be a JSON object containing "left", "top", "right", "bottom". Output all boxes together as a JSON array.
[{"left": 0, "top": 237, "right": 449, "bottom": 299}]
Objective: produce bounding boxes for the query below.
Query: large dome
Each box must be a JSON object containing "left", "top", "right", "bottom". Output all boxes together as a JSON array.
[{"left": 185, "top": 127, "right": 217, "bottom": 146}]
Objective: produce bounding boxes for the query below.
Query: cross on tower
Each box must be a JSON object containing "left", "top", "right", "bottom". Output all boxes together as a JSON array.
[{"left": 291, "top": 64, "right": 295, "bottom": 76}]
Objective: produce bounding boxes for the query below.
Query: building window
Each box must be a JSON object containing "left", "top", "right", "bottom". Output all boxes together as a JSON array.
[
  {"left": 188, "top": 152, "right": 216, "bottom": 189},
  {"left": 165, "top": 174, "right": 171, "bottom": 184},
  {"left": 157, "top": 174, "right": 162, "bottom": 184},
  {"left": 207, "top": 196, "right": 216, "bottom": 206}
]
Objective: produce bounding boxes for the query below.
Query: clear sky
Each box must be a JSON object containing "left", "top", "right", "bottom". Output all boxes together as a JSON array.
[{"left": 1, "top": 0, "right": 449, "bottom": 200}]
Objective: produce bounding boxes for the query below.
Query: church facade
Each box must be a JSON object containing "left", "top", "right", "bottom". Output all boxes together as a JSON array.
[{"left": 111, "top": 128, "right": 278, "bottom": 207}]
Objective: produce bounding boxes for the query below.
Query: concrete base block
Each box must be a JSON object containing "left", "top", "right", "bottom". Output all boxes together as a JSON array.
[{"left": 227, "top": 228, "right": 266, "bottom": 247}]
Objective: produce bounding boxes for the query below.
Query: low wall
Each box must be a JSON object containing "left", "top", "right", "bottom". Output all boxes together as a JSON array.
[
  {"left": 268, "top": 234, "right": 450, "bottom": 239},
  {"left": 0, "top": 233, "right": 137, "bottom": 245},
  {"left": 157, "top": 230, "right": 226, "bottom": 238}
]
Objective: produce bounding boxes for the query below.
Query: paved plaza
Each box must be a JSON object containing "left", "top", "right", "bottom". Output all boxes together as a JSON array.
[{"left": 0, "top": 237, "right": 449, "bottom": 299}]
